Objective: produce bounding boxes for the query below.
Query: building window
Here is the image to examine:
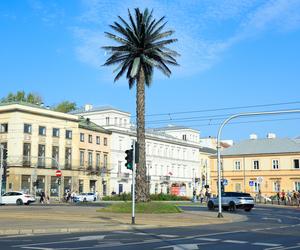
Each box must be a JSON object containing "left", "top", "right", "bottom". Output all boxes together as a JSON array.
[
  {"left": 88, "top": 135, "right": 92, "bottom": 143},
  {"left": 273, "top": 181, "right": 281, "bottom": 192},
  {"left": 235, "top": 183, "right": 242, "bottom": 192},
  {"left": 182, "top": 134, "right": 187, "bottom": 141},
  {"left": 293, "top": 159, "right": 300, "bottom": 169},
  {"left": 0, "top": 123, "right": 8, "bottom": 133},
  {"left": 295, "top": 181, "right": 300, "bottom": 191},
  {"left": 104, "top": 137, "right": 108, "bottom": 146},
  {"left": 118, "top": 161, "right": 122, "bottom": 175},
  {"left": 38, "top": 144, "right": 46, "bottom": 168},
  {"left": 66, "top": 130, "right": 72, "bottom": 139},
  {"left": 80, "top": 151, "right": 85, "bottom": 167},
  {"left": 65, "top": 147, "right": 72, "bottom": 169},
  {"left": 80, "top": 133, "right": 84, "bottom": 142},
  {"left": 253, "top": 160, "right": 260, "bottom": 170},
  {"left": 21, "top": 175, "right": 31, "bottom": 194},
  {"left": 23, "top": 143, "right": 31, "bottom": 166},
  {"left": 24, "top": 124, "right": 32, "bottom": 134},
  {"left": 234, "top": 161, "right": 241, "bottom": 171},
  {"left": 88, "top": 151, "right": 93, "bottom": 167},
  {"left": 79, "top": 179, "right": 84, "bottom": 193},
  {"left": 105, "top": 117, "right": 109, "bottom": 125},
  {"left": 52, "top": 128, "right": 59, "bottom": 137},
  {"left": 103, "top": 154, "right": 108, "bottom": 168},
  {"left": 38, "top": 126, "right": 46, "bottom": 136},
  {"left": 96, "top": 136, "right": 100, "bottom": 145},
  {"left": 96, "top": 153, "right": 100, "bottom": 168},
  {"left": 52, "top": 146, "right": 59, "bottom": 168},
  {"left": 272, "top": 159, "right": 279, "bottom": 169}
]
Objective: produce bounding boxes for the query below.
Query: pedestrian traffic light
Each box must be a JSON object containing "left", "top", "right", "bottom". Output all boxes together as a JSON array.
[{"left": 125, "top": 149, "right": 133, "bottom": 170}]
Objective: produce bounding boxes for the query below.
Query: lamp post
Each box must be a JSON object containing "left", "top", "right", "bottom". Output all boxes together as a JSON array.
[{"left": 217, "top": 109, "right": 300, "bottom": 218}]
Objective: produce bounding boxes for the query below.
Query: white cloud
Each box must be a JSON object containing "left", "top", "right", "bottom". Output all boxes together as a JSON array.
[{"left": 74, "top": 0, "right": 300, "bottom": 79}]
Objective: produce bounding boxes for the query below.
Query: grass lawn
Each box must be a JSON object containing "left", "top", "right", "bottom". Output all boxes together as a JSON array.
[{"left": 97, "top": 201, "right": 182, "bottom": 213}]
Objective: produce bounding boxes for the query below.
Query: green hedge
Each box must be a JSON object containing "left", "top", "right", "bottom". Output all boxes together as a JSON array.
[{"left": 102, "top": 193, "right": 190, "bottom": 201}]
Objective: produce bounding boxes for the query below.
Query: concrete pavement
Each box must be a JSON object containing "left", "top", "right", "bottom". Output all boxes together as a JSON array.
[{"left": 0, "top": 204, "right": 246, "bottom": 235}]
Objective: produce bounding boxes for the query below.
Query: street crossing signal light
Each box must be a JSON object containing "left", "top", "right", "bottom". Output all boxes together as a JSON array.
[{"left": 125, "top": 149, "right": 133, "bottom": 170}]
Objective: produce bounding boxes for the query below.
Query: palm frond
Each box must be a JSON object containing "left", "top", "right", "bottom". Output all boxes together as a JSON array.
[
  {"left": 130, "top": 57, "right": 141, "bottom": 78},
  {"left": 104, "top": 32, "right": 128, "bottom": 45}
]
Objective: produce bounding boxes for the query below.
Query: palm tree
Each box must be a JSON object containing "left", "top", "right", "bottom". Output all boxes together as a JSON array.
[{"left": 103, "top": 8, "right": 179, "bottom": 202}]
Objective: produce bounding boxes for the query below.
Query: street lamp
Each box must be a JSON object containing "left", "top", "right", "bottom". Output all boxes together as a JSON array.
[{"left": 217, "top": 109, "right": 300, "bottom": 218}]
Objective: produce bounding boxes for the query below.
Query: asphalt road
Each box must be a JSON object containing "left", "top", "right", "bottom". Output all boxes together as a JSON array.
[{"left": 0, "top": 205, "right": 299, "bottom": 250}]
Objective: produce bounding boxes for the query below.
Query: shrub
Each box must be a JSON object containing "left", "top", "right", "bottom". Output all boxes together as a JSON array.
[{"left": 102, "top": 193, "right": 189, "bottom": 201}]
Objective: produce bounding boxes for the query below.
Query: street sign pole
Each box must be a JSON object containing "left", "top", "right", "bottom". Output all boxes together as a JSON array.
[{"left": 132, "top": 140, "right": 136, "bottom": 225}]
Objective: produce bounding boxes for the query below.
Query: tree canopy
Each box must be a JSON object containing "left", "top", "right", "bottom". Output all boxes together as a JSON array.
[
  {"left": 1, "top": 91, "right": 42, "bottom": 104},
  {"left": 52, "top": 101, "right": 77, "bottom": 113}
]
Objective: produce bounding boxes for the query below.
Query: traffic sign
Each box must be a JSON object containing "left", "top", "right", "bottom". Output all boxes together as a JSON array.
[
  {"left": 257, "top": 176, "right": 263, "bottom": 183},
  {"left": 249, "top": 180, "right": 254, "bottom": 186},
  {"left": 55, "top": 170, "right": 62, "bottom": 177},
  {"left": 222, "top": 179, "right": 228, "bottom": 186}
]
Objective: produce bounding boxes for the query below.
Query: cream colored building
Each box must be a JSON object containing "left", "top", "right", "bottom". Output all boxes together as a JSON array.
[
  {"left": 210, "top": 134, "right": 300, "bottom": 197},
  {"left": 0, "top": 102, "right": 111, "bottom": 199}
]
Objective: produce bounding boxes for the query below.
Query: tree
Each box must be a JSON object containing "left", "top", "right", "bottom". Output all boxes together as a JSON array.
[
  {"left": 1, "top": 91, "right": 42, "bottom": 104},
  {"left": 103, "top": 8, "right": 179, "bottom": 202},
  {"left": 52, "top": 101, "right": 77, "bottom": 113}
]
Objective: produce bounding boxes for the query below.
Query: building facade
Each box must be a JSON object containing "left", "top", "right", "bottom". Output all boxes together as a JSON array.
[
  {"left": 73, "top": 105, "right": 210, "bottom": 197},
  {"left": 210, "top": 134, "right": 300, "bottom": 197},
  {"left": 0, "top": 103, "right": 111, "bottom": 199}
]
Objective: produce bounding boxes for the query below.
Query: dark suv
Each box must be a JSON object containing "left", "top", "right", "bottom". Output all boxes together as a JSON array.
[{"left": 207, "top": 192, "right": 255, "bottom": 212}]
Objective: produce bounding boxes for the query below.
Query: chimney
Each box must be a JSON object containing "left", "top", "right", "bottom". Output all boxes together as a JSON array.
[
  {"left": 86, "top": 118, "right": 90, "bottom": 124},
  {"left": 267, "top": 133, "right": 276, "bottom": 139},
  {"left": 250, "top": 134, "right": 258, "bottom": 140},
  {"left": 84, "top": 104, "right": 93, "bottom": 111}
]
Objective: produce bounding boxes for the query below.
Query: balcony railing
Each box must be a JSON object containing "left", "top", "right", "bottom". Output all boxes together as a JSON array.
[
  {"left": 160, "top": 176, "right": 170, "bottom": 182},
  {"left": 118, "top": 172, "right": 130, "bottom": 179}
]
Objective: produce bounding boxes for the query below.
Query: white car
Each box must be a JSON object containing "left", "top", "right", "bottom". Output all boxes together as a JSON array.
[
  {"left": 74, "top": 192, "right": 97, "bottom": 202},
  {"left": 0, "top": 191, "right": 36, "bottom": 205}
]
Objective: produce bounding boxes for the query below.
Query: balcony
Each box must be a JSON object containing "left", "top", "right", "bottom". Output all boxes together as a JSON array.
[
  {"left": 118, "top": 172, "right": 130, "bottom": 179},
  {"left": 160, "top": 176, "right": 170, "bottom": 182},
  {"left": 37, "top": 157, "right": 46, "bottom": 168},
  {"left": 64, "top": 163, "right": 72, "bottom": 170}
]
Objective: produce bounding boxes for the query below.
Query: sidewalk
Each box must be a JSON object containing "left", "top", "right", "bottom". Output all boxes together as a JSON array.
[{"left": 0, "top": 204, "right": 246, "bottom": 235}]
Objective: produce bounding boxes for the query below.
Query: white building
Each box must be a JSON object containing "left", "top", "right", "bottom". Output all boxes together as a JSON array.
[{"left": 73, "top": 105, "right": 211, "bottom": 197}]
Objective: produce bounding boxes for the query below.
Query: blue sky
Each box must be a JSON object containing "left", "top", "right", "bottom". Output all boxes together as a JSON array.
[{"left": 1, "top": 0, "right": 300, "bottom": 141}]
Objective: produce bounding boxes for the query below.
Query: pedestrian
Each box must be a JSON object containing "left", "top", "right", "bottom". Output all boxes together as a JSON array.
[
  {"left": 297, "top": 190, "right": 300, "bottom": 208},
  {"left": 281, "top": 189, "right": 286, "bottom": 204},
  {"left": 192, "top": 190, "right": 197, "bottom": 202},
  {"left": 277, "top": 192, "right": 280, "bottom": 205},
  {"left": 287, "top": 190, "right": 292, "bottom": 205},
  {"left": 71, "top": 191, "right": 76, "bottom": 202},
  {"left": 199, "top": 189, "right": 204, "bottom": 204},
  {"left": 39, "top": 191, "right": 45, "bottom": 204}
]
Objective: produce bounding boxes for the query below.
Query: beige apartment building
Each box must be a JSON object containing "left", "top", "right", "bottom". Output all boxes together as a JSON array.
[
  {"left": 210, "top": 134, "right": 300, "bottom": 197},
  {"left": 0, "top": 102, "right": 111, "bottom": 199}
]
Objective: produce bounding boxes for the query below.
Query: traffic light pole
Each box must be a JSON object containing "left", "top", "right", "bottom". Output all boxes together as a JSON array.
[
  {"left": 132, "top": 141, "right": 136, "bottom": 225},
  {"left": 0, "top": 145, "right": 3, "bottom": 203}
]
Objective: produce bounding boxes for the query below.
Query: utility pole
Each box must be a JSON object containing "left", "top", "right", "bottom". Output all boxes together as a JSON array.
[{"left": 217, "top": 109, "right": 300, "bottom": 218}]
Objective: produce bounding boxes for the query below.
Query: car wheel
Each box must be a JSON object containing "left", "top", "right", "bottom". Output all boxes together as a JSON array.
[
  {"left": 16, "top": 199, "right": 23, "bottom": 205},
  {"left": 83, "top": 198, "right": 87, "bottom": 202},
  {"left": 229, "top": 201, "right": 236, "bottom": 212},
  {"left": 207, "top": 201, "right": 214, "bottom": 210},
  {"left": 244, "top": 206, "right": 252, "bottom": 212}
]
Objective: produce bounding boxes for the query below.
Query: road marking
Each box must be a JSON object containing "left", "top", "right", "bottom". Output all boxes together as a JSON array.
[
  {"left": 252, "top": 242, "right": 282, "bottom": 247},
  {"left": 223, "top": 240, "right": 248, "bottom": 244},
  {"left": 134, "top": 232, "right": 148, "bottom": 235},
  {"left": 196, "top": 237, "right": 220, "bottom": 242},
  {"left": 157, "top": 243, "right": 210, "bottom": 250},
  {"left": 21, "top": 247, "right": 54, "bottom": 250},
  {"left": 262, "top": 217, "right": 282, "bottom": 223},
  {"left": 275, "top": 245, "right": 300, "bottom": 250},
  {"left": 13, "top": 235, "right": 107, "bottom": 248},
  {"left": 158, "top": 234, "right": 179, "bottom": 238}
]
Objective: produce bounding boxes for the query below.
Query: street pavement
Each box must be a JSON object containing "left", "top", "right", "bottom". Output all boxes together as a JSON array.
[{"left": 0, "top": 204, "right": 299, "bottom": 249}]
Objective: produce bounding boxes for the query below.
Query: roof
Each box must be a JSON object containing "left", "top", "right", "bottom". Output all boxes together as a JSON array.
[
  {"left": 71, "top": 105, "right": 130, "bottom": 115},
  {"left": 200, "top": 147, "right": 217, "bottom": 154},
  {"left": 221, "top": 138, "right": 300, "bottom": 156},
  {"left": 79, "top": 117, "right": 111, "bottom": 134},
  {"left": 153, "top": 125, "right": 198, "bottom": 132}
]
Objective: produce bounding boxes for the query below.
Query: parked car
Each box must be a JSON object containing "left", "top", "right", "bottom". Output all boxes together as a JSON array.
[
  {"left": 0, "top": 191, "right": 35, "bottom": 205},
  {"left": 207, "top": 192, "right": 254, "bottom": 212},
  {"left": 74, "top": 192, "right": 97, "bottom": 202}
]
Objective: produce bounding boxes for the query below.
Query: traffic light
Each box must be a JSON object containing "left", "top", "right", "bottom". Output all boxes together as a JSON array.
[{"left": 125, "top": 149, "right": 133, "bottom": 170}]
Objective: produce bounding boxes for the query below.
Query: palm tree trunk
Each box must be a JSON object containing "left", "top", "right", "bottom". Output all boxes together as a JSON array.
[{"left": 135, "top": 68, "right": 149, "bottom": 202}]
